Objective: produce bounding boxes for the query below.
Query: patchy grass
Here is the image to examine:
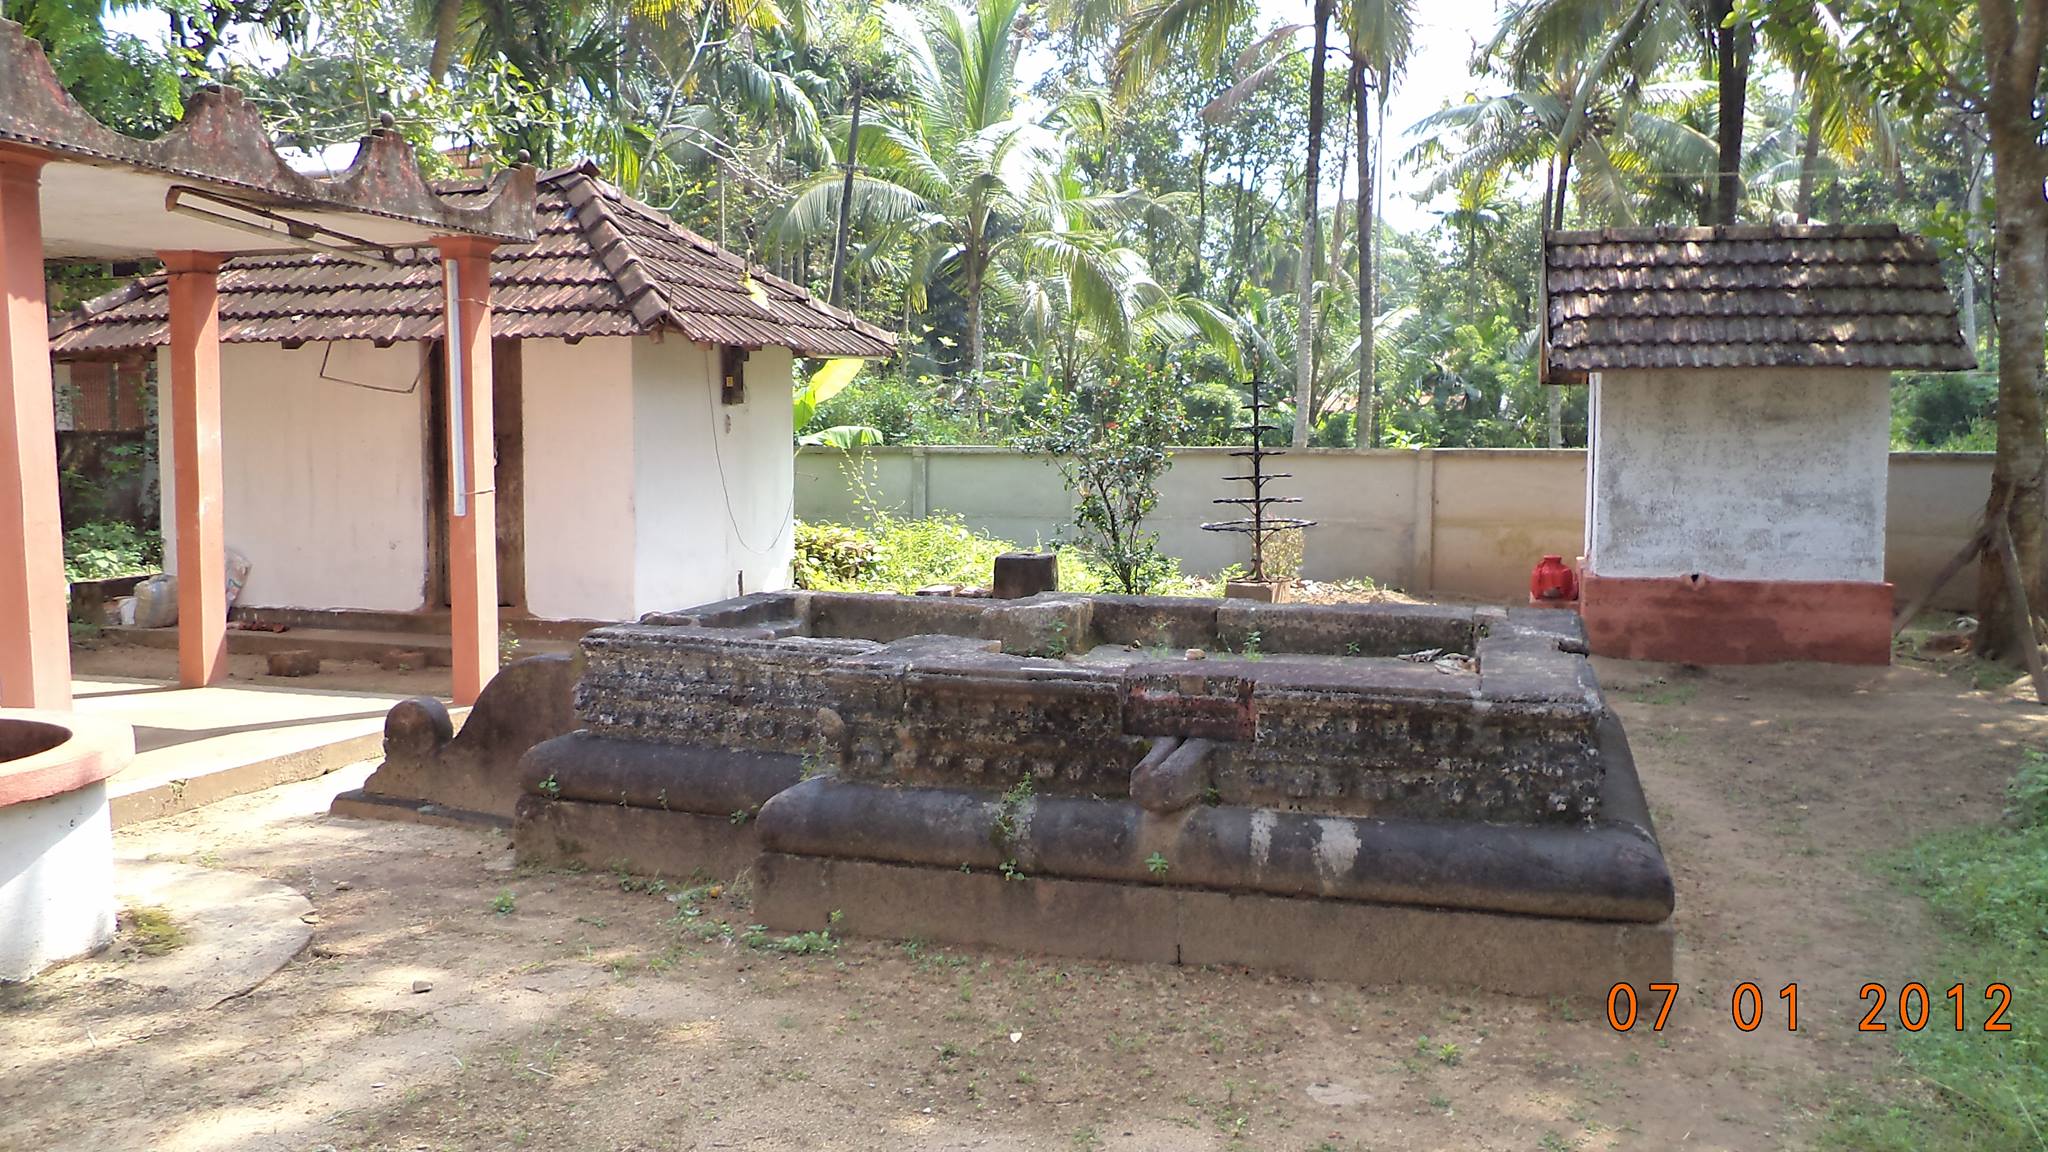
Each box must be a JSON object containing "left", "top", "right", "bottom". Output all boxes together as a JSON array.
[
  {"left": 1821, "top": 750, "right": 2048, "bottom": 1151},
  {"left": 120, "top": 905, "right": 184, "bottom": 956}
]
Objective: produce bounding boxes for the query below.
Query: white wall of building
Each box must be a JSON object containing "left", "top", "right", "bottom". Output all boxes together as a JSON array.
[
  {"left": 159, "top": 341, "right": 430, "bottom": 611},
  {"left": 720, "top": 344, "right": 797, "bottom": 600},
  {"left": 628, "top": 337, "right": 795, "bottom": 617},
  {"left": 154, "top": 333, "right": 800, "bottom": 623},
  {"left": 1587, "top": 367, "right": 1890, "bottom": 582},
  {"left": 522, "top": 337, "right": 638, "bottom": 621}
]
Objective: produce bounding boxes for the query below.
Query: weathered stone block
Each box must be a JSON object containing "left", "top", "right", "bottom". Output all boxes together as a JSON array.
[
  {"left": 979, "top": 596, "right": 1093, "bottom": 657},
  {"left": 266, "top": 649, "right": 321, "bottom": 677},
  {"left": 1223, "top": 579, "right": 1287, "bottom": 602}
]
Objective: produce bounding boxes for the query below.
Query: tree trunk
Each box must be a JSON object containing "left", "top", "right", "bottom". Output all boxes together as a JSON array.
[
  {"left": 1292, "top": 0, "right": 1334, "bottom": 447},
  {"left": 1975, "top": 0, "right": 2048, "bottom": 661},
  {"left": 964, "top": 231, "right": 987, "bottom": 388},
  {"left": 1193, "top": 124, "right": 1210, "bottom": 293},
  {"left": 1355, "top": 62, "right": 1375, "bottom": 450},
  {"left": 1227, "top": 157, "right": 1251, "bottom": 307},
  {"left": 1551, "top": 147, "right": 1573, "bottom": 230},
  {"left": 1963, "top": 135, "right": 1986, "bottom": 354},
  {"left": 1712, "top": 0, "right": 1753, "bottom": 226},
  {"left": 1795, "top": 78, "right": 1822, "bottom": 222},
  {"left": 828, "top": 82, "right": 864, "bottom": 308},
  {"left": 429, "top": 0, "right": 464, "bottom": 82}
]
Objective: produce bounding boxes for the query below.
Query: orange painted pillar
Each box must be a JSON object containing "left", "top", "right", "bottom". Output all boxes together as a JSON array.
[
  {"left": 0, "top": 151, "right": 70, "bottom": 708},
  {"left": 161, "top": 252, "right": 227, "bottom": 688},
  {"left": 434, "top": 237, "right": 498, "bottom": 705}
]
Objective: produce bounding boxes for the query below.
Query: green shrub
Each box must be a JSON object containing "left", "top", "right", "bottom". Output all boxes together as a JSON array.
[
  {"left": 794, "top": 514, "right": 1218, "bottom": 599},
  {"left": 864, "top": 514, "right": 1016, "bottom": 592},
  {"left": 1181, "top": 378, "right": 1247, "bottom": 445},
  {"left": 812, "top": 372, "right": 982, "bottom": 445},
  {"left": 793, "top": 521, "right": 881, "bottom": 589},
  {"left": 63, "top": 521, "right": 160, "bottom": 583}
]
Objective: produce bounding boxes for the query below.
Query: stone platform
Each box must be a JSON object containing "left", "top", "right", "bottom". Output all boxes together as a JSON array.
[{"left": 497, "top": 589, "right": 1675, "bottom": 993}]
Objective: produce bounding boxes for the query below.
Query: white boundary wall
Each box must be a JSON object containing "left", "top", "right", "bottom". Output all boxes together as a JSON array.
[{"left": 798, "top": 446, "right": 1994, "bottom": 609}]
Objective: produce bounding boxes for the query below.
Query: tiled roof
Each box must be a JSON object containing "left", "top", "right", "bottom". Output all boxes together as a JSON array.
[
  {"left": 50, "top": 162, "right": 896, "bottom": 359},
  {"left": 1543, "top": 224, "right": 1973, "bottom": 376}
]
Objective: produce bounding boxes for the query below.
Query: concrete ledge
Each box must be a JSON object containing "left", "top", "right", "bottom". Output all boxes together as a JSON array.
[
  {"left": 754, "top": 854, "right": 1674, "bottom": 998},
  {"left": 513, "top": 795, "right": 763, "bottom": 883},
  {"left": 111, "top": 727, "right": 385, "bottom": 827}
]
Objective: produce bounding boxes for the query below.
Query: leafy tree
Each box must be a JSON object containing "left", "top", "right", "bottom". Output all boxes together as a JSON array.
[
  {"left": 9, "top": 0, "right": 183, "bottom": 134},
  {"left": 1017, "top": 361, "right": 1187, "bottom": 593},
  {"left": 1845, "top": 0, "right": 2043, "bottom": 663}
]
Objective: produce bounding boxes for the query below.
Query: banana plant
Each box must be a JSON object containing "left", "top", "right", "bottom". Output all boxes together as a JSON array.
[{"left": 794, "top": 357, "right": 884, "bottom": 447}]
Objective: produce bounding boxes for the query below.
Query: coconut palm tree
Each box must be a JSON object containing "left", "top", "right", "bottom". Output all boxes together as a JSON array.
[
  {"left": 1498, "top": 0, "right": 1883, "bottom": 226},
  {"left": 1144, "top": 0, "right": 1414, "bottom": 444},
  {"left": 772, "top": 0, "right": 1194, "bottom": 389},
  {"left": 1342, "top": 0, "right": 1413, "bottom": 447}
]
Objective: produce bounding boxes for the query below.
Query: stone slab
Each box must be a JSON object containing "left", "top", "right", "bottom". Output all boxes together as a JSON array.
[
  {"left": 753, "top": 854, "right": 1673, "bottom": 998},
  {"left": 329, "top": 787, "right": 508, "bottom": 830},
  {"left": 73, "top": 679, "right": 427, "bottom": 828},
  {"left": 112, "top": 860, "right": 312, "bottom": 1009}
]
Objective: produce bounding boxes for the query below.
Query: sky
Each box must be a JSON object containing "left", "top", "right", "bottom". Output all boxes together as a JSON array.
[
  {"left": 1375, "top": 0, "right": 1507, "bottom": 230},
  {"left": 106, "top": 0, "right": 1510, "bottom": 229}
]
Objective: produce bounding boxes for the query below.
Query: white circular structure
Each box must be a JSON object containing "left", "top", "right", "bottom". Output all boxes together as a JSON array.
[{"left": 0, "top": 710, "right": 132, "bottom": 982}]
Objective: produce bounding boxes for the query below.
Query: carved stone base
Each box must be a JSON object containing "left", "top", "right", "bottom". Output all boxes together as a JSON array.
[{"left": 334, "top": 654, "right": 577, "bottom": 827}]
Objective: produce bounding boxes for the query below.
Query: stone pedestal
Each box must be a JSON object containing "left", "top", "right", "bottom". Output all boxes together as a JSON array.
[
  {"left": 993, "top": 552, "right": 1059, "bottom": 599},
  {"left": 1223, "top": 580, "right": 1289, "bottom": 603}
]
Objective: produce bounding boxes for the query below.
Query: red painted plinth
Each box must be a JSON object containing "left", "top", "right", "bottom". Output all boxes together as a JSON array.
[{"left": 1579, "top": 572, "right": 1893, "bottom": 666}]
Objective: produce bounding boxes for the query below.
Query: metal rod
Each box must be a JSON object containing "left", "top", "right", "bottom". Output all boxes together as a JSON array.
[{"left": 164, "top": 186, "right": 393, "bottom": 267}]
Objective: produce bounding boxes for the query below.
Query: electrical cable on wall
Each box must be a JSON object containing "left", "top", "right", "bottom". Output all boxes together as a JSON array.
[
  {"left": 317, "top": 341, "right": 424, "bottom": 395},
  {"left": 703, "top": 349, "right": 795, "bottom": 558}
]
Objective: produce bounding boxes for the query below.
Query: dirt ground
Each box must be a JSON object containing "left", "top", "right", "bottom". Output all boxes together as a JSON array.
[{"left": 4, "top": 645, "right": 2042, "bottom": 1152}]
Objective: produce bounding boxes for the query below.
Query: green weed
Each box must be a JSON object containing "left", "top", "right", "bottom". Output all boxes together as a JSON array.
[{"left": 121, "top": 905, "right": 184, "bottom": 956}]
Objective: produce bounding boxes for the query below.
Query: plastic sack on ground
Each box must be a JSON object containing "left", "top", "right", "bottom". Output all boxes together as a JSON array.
[
  {"left": 225, "top": 548, "right": 251, "bottom": 607},
  {"left": 132, "top": 573, "right": 177, "bottom": 628}
]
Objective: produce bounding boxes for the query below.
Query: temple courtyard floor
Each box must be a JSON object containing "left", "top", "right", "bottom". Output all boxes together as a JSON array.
[{"left": 2, "top": 646, "right": 2041, "bottom": 1151}]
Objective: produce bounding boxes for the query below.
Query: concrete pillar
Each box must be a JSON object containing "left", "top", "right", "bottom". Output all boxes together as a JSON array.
[
  {"left": 1410, "top": 447, "right": 1436, "bottom": 595},
  {"left": 160, "top": 252, "right": 227, "bottom": 688},
  {"left": 0, "top": 152, "right": 69, "bottom": 708},
  {"left": 435, "top": 237, "right": 498, "bottom": 705}
]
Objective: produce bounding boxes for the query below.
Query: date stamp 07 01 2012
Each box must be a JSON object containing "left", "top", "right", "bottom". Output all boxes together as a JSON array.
[{"left": 1605, "top": 982, "right": 2017, "bottom": 1034}]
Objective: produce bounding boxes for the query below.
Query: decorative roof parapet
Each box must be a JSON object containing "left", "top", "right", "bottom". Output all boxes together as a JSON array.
[{"left": 0, "top": 17, "right": 535, "bottom": 244}]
